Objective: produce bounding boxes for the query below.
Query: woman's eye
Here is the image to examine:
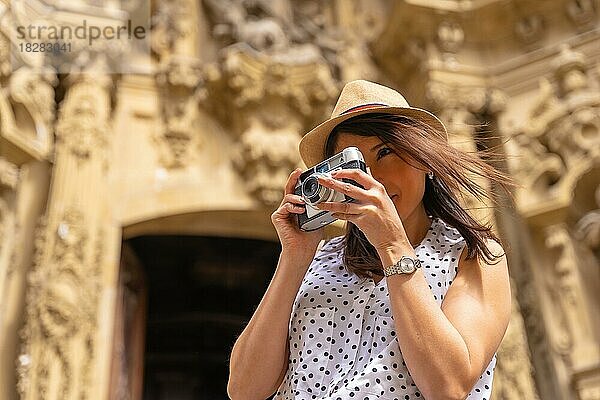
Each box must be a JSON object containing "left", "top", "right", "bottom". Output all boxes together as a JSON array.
[{"left": 376, "top": 147, "right": 393, "bottom": 160}]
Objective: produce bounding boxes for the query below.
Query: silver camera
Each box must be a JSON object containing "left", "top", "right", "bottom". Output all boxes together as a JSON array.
[{"left": 294, "top": 147, "right": 367, "bottom": 231}]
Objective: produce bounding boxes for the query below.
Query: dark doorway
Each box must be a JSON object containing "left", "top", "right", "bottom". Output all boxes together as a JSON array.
[{"left": 123, "top": 235, "right": 280, "bottom": 400}]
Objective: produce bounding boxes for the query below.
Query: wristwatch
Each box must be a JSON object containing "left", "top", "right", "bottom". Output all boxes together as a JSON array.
[{"left": 383, "top": 255, "right": 422, "bottom": 276}]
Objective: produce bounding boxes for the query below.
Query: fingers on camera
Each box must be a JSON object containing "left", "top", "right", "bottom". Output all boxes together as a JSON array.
[
  {"left": 285, "top": 193, "right": 305, "bottom": 204},
  {"left": 286, "top": 203, "right": 304, "bottom": 214},
  {"left": 285, "top": 168, "right": 302, "bottom": 194}
]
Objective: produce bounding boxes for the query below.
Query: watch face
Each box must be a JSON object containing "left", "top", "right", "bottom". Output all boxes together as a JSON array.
[{"left": 400, "top": 258, "right": 414, "bottom": 273}]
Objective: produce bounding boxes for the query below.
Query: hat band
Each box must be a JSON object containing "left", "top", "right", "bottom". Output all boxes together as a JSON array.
[{"left": 339, "top": 103, "right": 388, "bottom": 115}]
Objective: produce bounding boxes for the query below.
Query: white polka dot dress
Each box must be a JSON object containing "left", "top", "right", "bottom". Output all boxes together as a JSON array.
[{"left": 273, "top": 217, "right": 497, "bottom": 400}]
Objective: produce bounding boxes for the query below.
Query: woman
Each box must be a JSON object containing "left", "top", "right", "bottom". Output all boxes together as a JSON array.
[{"left": 227, "top": 80, "right": 512, "bottom": 400}]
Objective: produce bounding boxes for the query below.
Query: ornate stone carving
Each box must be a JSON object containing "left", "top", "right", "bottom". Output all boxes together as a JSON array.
[
  {"left": 154, "top": 56, "right": 205, "bottom": 169},
  {"left": 552, "top": 44, "right": 589, "bottom": 96},
  {"left": 509, "top": 131, "right": 564, "bottom": 194},
  {"left": 0, "top": 157, "right": 18, "bottom": 278},
  {"left": 493, "top": 283, "right": 540, "bottom": 400},
  {"left": 0, "top": 198, "right": 9, "bottom": 253},
  {"left": 200, "top": 0, "right": 385, "bottom": 204},
  {"left": 527, "top": 46, "right": 600, "bottom": 167},
  {"left": 202, "top": 40, "right": 336, "bottom": 205},
  {"left": 436, "top": 20, "right": 464, "bottom": 54},
  {"left": 511, "top": 45, "right": 600, "bottom": 208},
  {"left": 151, "top": 0, "right": 203, "bottom": 169},
  {"left": 151, "top": 0, "right": 196, "bottom": 60},
  {"left": 55, "top": 76, "right": 111, "bottom": 165},
  {"left": 9, "top": 66, "right": 58, "bottom": 135},
  {"left": 290, "top": 0, "right": 380, "bottom": 82},
  {"left": 208, "top": 44, "right": 335, "bottom": 117},
  {"left": 544, "top": 224, "right": 598, "bottom": 370},
  {"left": 0, "top": 5, "right": 57, "bottom": 164},
  {"left": 566, "top": 0, "right": 597, "bottom": 29},
  {"left": 0, "top": 32, "right": 12, "bottom": 78},
  {"left": 0, "top": 198, "right": 16, "bottom": 311},
  {"left": 18, "top": 64, "right": 113, "bottom": 399},
  {"left": 203, "top": 0, "right": 298, "bottom": 53},
  {"left": 0, "top": 157, "right": 19, "bottom": 190},
  {"left": 232, "top": 117, "right": 302, "bottom": 205},
  {"left": 515, "top": 14, "right": 545, "bottom": 45},
  {"left": 426, "top": 80, "right": 478, "bottom": 153},
  {"left": 17, "top": 215, "right": 47, "bottom": 397},
  {"left": 580, "top": 385, "right": 600, "bottom": 400},
  {"left": 515, "top": 262, "right": 556, "bottom": 388},
  {"left": 19, "top": 209, "right": 100, "bottom": 400},
  {"left": 575, "top": 184, "right": 600, "bottom": 253},
  {"left": 427, "top": 81, "right": 507, "bottom": 120},
  {"left": 574, "top": 368, "right": 600, "bottom": 400},
  {"left": 202, "top": 1, "right": 328, "bottom": 96},
  {"left": 545, "top": 224, "right": 577, "bottom": 364}
]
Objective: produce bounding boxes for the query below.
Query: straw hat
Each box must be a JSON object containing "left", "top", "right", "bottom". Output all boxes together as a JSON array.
[{"left": 299, "top": 79, "right": 447, "bottom": 167}]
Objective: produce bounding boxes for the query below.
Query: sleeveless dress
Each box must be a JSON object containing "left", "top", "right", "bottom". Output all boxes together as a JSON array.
[{"left": 273, "top": 217, "right": 497, "bottom": 400}]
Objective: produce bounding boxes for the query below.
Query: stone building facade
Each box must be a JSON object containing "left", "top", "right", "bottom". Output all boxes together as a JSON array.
[{"left": 0, "top": 0, "right": 598, "bottom": 399}]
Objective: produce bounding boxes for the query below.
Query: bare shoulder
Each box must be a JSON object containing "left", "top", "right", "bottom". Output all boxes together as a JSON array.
[
  {"left": 458, "top": 238, "right": 507, "bottom": 270},
  {"left": 442, "top": 237, "right": 511, "bottom": 389},
  {"left": 447, "top": 237, "right": 511, "bottom": 324}
]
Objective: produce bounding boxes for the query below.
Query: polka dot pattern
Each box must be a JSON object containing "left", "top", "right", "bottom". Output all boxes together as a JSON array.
[{"left": 274, "top": 218, "right": 497, "bottom": 399}]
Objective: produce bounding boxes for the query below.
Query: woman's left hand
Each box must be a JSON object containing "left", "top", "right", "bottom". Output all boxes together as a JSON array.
[{"left": 315, "top": 168, "right": 410, "bottom": 252}]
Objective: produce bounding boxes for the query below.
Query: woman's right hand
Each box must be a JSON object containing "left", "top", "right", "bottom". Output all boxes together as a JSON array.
[{"left": 271, "top": 168, "right": 323, "bottom": 260}]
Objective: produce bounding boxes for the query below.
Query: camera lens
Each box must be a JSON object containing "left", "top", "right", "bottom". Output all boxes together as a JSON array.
[
  {"left": 303, "top": 176, "right": 320, "bottom": 197},
  {"left": 302, "top": 174, "right": 331, "bottom": 205}
]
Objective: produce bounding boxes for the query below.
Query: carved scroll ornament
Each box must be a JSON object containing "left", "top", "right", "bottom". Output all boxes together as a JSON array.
[
  {"left": 9, "top": 66, "right": 57, "bottom": 134},
  {"left": 510, "top": 46, "right": 599, "bottom": 205}
]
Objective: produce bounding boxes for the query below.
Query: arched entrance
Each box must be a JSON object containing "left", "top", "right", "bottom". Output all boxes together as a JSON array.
[{"left": 110, "top": 233, "right": 280, "bottom": 399}]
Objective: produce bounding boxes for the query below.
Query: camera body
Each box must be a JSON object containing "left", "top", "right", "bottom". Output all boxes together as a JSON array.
[{"left": 294, "top": 146, "right": 367, "bottom": 231}]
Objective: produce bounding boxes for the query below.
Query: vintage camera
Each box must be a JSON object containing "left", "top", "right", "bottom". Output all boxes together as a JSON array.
[{"left": 294, "top": 146, "right": 367, "bottom": 231}]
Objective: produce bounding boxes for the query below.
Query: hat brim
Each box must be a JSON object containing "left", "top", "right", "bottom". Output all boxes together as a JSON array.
[{"left": 299, "top": 106, "right": 447, "bottom": 168}]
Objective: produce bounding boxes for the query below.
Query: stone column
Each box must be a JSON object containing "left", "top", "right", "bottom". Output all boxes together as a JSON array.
[
  {"left": 0, "top": 158, "right": 19, "bottom": 317},
  {"left": 17, "top": 69, "right": 121, "bottom": 400}
]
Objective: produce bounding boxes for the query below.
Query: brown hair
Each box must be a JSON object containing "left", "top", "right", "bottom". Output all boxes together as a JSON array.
[{"left": 324, "top": 113, "right": 513, "bottom": 280}]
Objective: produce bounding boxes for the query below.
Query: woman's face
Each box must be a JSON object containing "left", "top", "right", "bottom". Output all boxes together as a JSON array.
[{"left": 332, "top": 133, "right": 428, "bottom": 222}]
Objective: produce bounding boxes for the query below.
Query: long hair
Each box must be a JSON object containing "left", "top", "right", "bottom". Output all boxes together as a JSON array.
[{"left": 324, "top": 113, "right": 513, "bottom": 280}]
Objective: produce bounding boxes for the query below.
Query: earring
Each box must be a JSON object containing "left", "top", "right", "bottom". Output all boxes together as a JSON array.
[{"left": 427, "top": 172, "right": 434, "bottom": 180}]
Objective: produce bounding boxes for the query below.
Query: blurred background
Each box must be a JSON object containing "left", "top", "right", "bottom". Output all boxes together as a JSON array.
[{"left": 0, "top": 0, "right": 598, "bottom": 399}]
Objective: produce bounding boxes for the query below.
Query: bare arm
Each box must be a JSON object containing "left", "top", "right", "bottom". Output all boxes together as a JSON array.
[
  {"left": 381, "top": 240, "right": 511, "bottom": 400},
  {"left": 227, "top": 168, "right": 323, "bottom": 399},
  {"left": 227, "top": 250, "right": 316, "bottom": 400}
]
